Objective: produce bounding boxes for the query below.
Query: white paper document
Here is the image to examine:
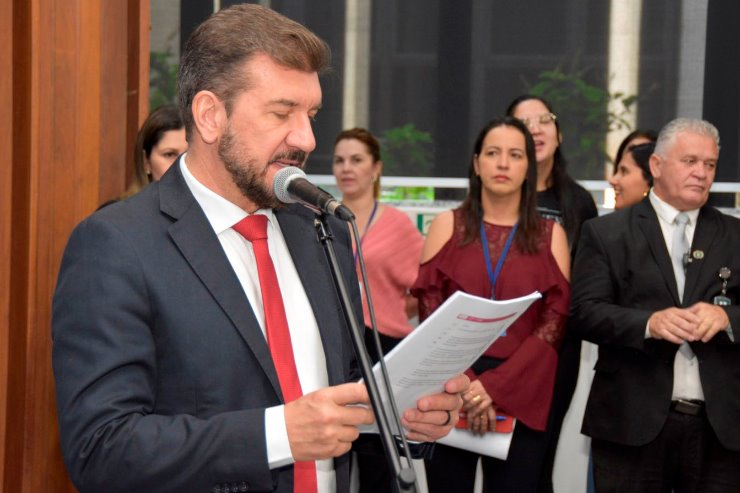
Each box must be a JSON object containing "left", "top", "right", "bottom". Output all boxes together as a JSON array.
[{"left": 360, "top": 289, "right": 541, "bottom": 445}]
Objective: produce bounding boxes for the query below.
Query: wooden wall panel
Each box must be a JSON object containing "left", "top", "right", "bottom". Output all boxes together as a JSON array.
[
  {"left": 0, "top": 0, "right": 13, "bottom": 484},
  {"left": 98, "top": 1, "right": 128, "bottom": 206},
  {"left": 128, "top": 0, "right": 151, "bottom": 191},
  {"left": 2, "top": 0, "right": 149, "bottom": 490},
  {"left": 98, "top": 0, "right": 151, "bottom": 206},
  {"left": 6, "top": 0, "right": 33, "bottom": 489}
]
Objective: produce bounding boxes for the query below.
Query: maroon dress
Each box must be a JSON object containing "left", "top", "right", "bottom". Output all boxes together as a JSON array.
[{"left": 412, "top": 209, "right": 570, "bottom": 431}]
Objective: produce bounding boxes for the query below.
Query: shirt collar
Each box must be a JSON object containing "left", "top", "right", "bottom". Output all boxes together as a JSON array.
[
  {"left": 179, "top": 154, "right": 275, "bottom": 234},
  {"left": 649, "top": 189, "right": 700, "bottom": 227}
]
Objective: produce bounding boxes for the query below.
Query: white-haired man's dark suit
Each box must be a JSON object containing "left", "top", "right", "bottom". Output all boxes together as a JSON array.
[{"left": 571, "top": 196, "right": 740, "bottom": 491}]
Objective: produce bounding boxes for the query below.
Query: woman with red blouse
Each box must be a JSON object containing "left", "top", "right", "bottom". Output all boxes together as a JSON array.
[{"left": 413, "top": 117, "right": 570, "bottom": 492}]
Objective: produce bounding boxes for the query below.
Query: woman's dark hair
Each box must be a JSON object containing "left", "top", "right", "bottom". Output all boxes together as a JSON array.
[
  {"left": 505, "top": 94, "right": 586, "bottom": 245},
  {"left": 627, "top": 142, "right": 656, "bottom": 187},
  {"left": 459, "top": 117, "right": 541, "bottom": 253},
  {"left": 613, "top": 128, "right": 658, "bottom": 174},
  {"left": 123, "top": 105, "right": 184, "bottom": 198},
  {"left": 334, "top": 127, "right": 382, "bottom": 199}
]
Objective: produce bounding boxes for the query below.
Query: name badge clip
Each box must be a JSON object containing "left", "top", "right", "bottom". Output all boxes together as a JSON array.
[{"left": 713, "top": 267, "right": 732, "bottom": 306}]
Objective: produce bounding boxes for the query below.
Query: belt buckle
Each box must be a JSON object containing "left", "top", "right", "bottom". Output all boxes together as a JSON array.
[{"left": 672, "top": 399, "right": 703, "bottom": 416}]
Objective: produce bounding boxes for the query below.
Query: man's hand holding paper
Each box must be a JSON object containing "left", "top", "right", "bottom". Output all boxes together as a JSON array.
[{"left": 360, "top": 290, "right": 540, "bottom": 447}]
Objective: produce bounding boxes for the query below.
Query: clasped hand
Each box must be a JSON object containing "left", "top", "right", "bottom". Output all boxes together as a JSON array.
[{"left": 648, "top": 301, "right": 730, "bottom": 344}]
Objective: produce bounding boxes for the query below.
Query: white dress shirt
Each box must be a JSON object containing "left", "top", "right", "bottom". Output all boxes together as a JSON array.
[
  {"left": 180, "top": 156, "right": 335, "bottom": 492},
  {"left": 648, "top": 190, "right": 704, "bottom": 401}
]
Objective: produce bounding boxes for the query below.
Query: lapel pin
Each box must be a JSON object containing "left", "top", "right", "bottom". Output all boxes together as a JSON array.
[{"left": 692, "top": 250, "right": 704, "bottom": 260}]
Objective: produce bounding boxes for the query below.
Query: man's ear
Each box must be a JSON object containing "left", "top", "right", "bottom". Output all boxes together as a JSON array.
[
  {"left": 191, "top": 90, "right": 226, "bottom": 145},
  {"left": 649, "top": 153, "right": 661, "bottom": 179}
]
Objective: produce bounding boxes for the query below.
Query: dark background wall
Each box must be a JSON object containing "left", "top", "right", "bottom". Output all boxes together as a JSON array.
[
  {"left": 704, "top": 0, "right": 740, "bottom": 205},
  {"left": 178, "top": 1, "right": 736, "bottom": 188}
]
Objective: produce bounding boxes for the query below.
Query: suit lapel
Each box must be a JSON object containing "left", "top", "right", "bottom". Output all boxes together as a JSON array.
[
  {"left": 276, "top": 206, "right": 347, "bottom": 386},
  {"left": 159, "top": 165, "right": 283, "bottom": 399},
  {"left": 635, "top": 200, "right": 682, "bottom": 305},
  {"left": 684, "top": 206, "right": 719, "bottom": 303}
]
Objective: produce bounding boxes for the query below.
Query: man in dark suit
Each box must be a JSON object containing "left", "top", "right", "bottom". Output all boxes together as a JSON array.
[
  {"left": 571, "top": 117, "right": 740, "bottom": 492},
  {"left": 51, "top": 5, "right": 466, "bottom": 493}
]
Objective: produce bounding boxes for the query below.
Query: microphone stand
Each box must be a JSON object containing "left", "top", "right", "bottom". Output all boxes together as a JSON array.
[{"left": 313, "top": 214, "right": 418, "bottom": 493}]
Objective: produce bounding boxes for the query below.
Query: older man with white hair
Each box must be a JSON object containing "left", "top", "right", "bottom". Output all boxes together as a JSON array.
[{"left": 571, "top": 118, "right": 740, "bottom": 492}]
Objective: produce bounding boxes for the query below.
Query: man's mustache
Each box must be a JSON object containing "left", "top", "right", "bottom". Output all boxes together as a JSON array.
[{"left": 270, "top": 151, "right": 307, "bottom": 166}]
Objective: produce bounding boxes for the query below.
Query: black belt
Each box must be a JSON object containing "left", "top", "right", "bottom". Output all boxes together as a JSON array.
[{"left": 671, "top": 399, "right": 704, "bottom": 416}]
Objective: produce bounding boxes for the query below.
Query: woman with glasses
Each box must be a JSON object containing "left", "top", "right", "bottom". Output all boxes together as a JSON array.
[
  {"left": 505, "top": 95, "right": 598, "bottom": 248},
  {"left": 414, "top": 117, "right": 570, "bottom": 492},
  {"left": 506, "top": 95, "right": 598, "bottom": 493}
]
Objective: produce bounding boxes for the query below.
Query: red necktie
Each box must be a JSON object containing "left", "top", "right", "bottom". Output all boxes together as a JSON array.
[{"left": 233, "top": 214, "right": 318, "bottom": 493}]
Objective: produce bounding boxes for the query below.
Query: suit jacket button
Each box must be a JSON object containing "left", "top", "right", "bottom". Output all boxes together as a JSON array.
[
  {"left": 223, "top": 486, "right": 231, "bottom": 493},
  {"left": 212, "top": 486, "right": 222, "bottom": 493},
  {"left": 239, "top": 482, "right": 248, "bottom": 491}
]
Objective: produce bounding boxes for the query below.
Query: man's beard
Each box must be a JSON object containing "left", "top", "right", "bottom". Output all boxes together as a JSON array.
[{"left": 218, "top": 127, "right": 306, "bottom": 210}]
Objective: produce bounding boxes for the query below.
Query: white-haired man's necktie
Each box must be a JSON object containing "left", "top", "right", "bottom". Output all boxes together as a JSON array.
[{"left": 671, "top": 212, "right": 694, "bottom": 359}]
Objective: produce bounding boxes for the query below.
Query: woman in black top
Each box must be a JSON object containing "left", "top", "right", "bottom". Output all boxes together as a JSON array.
[{"left": 506, "top": 95, "right": 597, "bottom": 250}]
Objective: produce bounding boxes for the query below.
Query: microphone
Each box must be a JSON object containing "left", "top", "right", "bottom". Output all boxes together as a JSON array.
[{"left": 273, "top": 166, "right": 354, "bottom": 221}]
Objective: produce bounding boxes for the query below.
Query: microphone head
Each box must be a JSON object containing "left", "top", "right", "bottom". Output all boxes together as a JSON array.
[{"left": 273, "top": 166, "right": 306, "bottom": 204}]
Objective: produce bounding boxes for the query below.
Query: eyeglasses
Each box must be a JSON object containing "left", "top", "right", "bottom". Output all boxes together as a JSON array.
[{"left": 519, "top": 113, "right": 557, "bottom": 129}]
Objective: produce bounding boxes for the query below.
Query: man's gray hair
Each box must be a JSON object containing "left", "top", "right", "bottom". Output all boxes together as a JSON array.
[{"left": 654, "top": 118, "right": 720, "bottom": 157}]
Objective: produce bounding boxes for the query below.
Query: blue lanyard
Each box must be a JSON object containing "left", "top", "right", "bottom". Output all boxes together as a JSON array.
[
  {"left": 354, "top": 200, "right": 379, "bottom": 264},
  {"left": 480, "top": 219, "right": 518, "bottom": 300}
]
